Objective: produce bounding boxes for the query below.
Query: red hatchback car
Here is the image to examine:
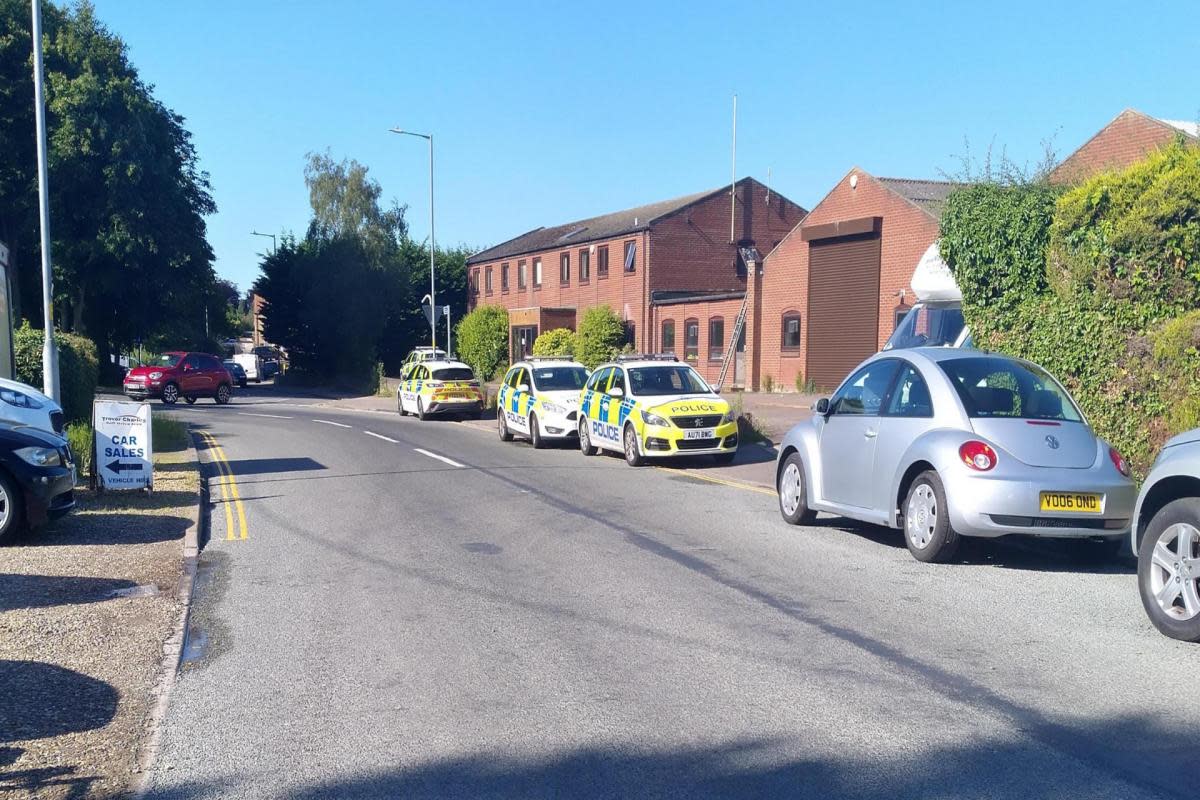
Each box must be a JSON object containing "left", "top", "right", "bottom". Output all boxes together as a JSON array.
[{"left": 124, "top": 351, "right": 235, "bottom": 405}]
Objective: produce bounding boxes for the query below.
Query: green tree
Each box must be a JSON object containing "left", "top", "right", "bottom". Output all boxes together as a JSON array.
[
  {"left": 531, "top": 328, "right": 575, "bottom": 356},
  {"left": 304, "top": 151, "right": 407, "bottom": 262},
  {"left": 574, "top": 305, "right": 624, "bottom": 369},
  {"left": 455, "top": 305, "right": 508, "bottom": 380}
]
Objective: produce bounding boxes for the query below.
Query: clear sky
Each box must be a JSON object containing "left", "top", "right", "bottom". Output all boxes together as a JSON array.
[{"left": 93, "top": 0, "right": 1200, "bottom": 293}]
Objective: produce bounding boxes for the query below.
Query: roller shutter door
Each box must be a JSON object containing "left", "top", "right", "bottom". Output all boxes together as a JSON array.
[{"left": 805, "top": 234, "right": 881, "bottom": 391}]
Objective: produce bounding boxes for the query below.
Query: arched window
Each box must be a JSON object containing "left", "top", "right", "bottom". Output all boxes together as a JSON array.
[
  {"left": 661, "top": 319, "right": 675, "bottom": 353},
  {"left": 781, "top": 311, "right": 802, "bottom": 352},
  {"left": 708, "top": 316, "right": 725, "bottom": 361},
  {"left": 684, "top": 318, "right": 700, "bottom": 360}
]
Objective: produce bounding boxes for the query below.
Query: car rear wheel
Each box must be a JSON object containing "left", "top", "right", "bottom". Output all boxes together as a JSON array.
[
  {"left": 498, "top": 411, "right": 512, "bottom": 441},
  {"left": 215, "top": 384, "right": 231, "bottom": 405},
  {"left": 529, "top": 413, "right": 545, "bottom": 449},
  {"left": 623, "top": 424, "right": 644, "bottom": 467},
  {"left": 579, "top": 419, "right": 598, "bottom": 456},
  {"left": 1138, "top": 497, "right": 1200, "bottom": 642},
  {"left": 777, "top": 452, "right": 817, "bottom": 525},
  {"left": 184, "top": 396, "right": 197, "bottom": 405},
  {"left": 397, "top": 393, "right": 407, "bottom": 416},
  {"left": 417, "top": 397, "right": 428, "bottom": 421},
  {"left": 903, "top": 471, "right": 960, "bottom": 563},
  {"left": 162, "top": 383, "right": 179, "bottom": 405},
  {"left": 0, "top": 472, "right": 25, "bottom": 544}
]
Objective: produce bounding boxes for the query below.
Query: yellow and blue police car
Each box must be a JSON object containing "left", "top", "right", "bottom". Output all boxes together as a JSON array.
[
  {"left": 396, "top": 358, "right": 484, "bottom": 420},
  {"left": 399, "top": 347, "right": 449, "bottom": 380},
  {"left": 577, "top": 354, "right": 738, "bottom": 466},
  {"left": 497, "top": 358, "right": 589, "bottom": 448}
]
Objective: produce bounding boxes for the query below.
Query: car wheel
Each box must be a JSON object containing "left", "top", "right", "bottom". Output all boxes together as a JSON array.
[
  {"left": 623, "top": 424, "right": 644, "bottom": 467},
  {"left": 498, "top": 411, "right": 513, "bottom": 442},
  {"left": 0, "top": 471, "right": 25, "bottom": 544},
  {"left": 529, "top": 413, "right": 545, "bottom": 449},
  {"left": 417, "top": 397, "right": 428, "bottom": 421},
  {"left": 579, "top": 419, "right": 598, "bottom": 456},
  {"left": 713, "top": 452, "right": 736, "bottom": 465},
  {"left": 777, "top": 452, "right": 817, "bottom": 525},
  {"left": 397, "top": 393, "right": 407, "bottom": 416},
  {"left": 903, "top": 470, "right": 960, "bottom": 563},
  {"left": 184, "top": 396, "right": 197, "bottom": 405},
  {"left": 1138, "top": 497, "right": 1200, "bottom": 642},
  {"left": 162, "top": 383, "right": 180, "bottom": 405},
  {"left": 215, "top": 384, "right": 231, "bottom": 405}
]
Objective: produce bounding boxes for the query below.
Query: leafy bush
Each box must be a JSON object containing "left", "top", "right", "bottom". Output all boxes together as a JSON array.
[
  {"left": 943, "top": 139, "right": 1200, "bottom": 475},
  {"left": 65, "top": 421, "right": 92, "bottom": 476},
  {"left": 574, "top": 305, "right": 625, "bottom": 369},
  {"left": 456, "top": 305, "right": 509, "bottom": 381},
  {"left": 531, "top": 328, "right": 575, "bottom": 357},
  {"left": 762, "top": 374, "right": 775, "bottom": 393},
  {"left": 14, "top": 321, "right": 99, "bottom": 422}
]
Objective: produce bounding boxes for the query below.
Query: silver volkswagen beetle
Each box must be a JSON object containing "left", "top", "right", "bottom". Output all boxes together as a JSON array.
[
  {"left": 1131, "top": 428, "right": 1200, "bottom": 642},
  {"left": 776, "top": 349, "right": 1137, "bottom": 562}
]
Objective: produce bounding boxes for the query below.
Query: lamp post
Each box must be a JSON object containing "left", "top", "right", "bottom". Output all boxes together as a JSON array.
[
  {"left": 251, "top": 231, "right": 277, "bottom": 254},
  {"left": 388, "top": 127, "right": 436, "bottom": 348},
  {"left": 30, "top": 0, "right": 58, "bottom": 401}
]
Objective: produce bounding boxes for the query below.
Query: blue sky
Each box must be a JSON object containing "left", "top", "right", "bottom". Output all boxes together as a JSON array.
[{"left": 94, "top": 0, "right": 1200, "bottom": 293}]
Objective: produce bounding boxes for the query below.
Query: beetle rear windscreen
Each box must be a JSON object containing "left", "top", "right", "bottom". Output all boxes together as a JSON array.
[{"left": 938, "top": 356, "right": 1082, "bottom": 421}]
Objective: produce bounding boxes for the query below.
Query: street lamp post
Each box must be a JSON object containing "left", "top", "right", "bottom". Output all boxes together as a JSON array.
[
  {"left": 388, "top": 128, "right": 436, "bottom": 348},
  {"left": 251, "top": 231, "right": 277, "bottom": 254},
  {"left": 30, "top": 0, "right": 59, "bottom": 401}
]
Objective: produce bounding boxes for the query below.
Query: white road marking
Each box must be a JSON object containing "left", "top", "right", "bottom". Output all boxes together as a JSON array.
[
  {"left": 312, "top": 419, "right": 352, "bottom": 428},
  {"left": 238, "top": 412, "right": 294, "bottom": 419},
  {"left": 364, "top": 430, "right": 399, "bottom": 444},
  {"left": 414, "top": 448, "right": 465, "bottom": 468}
]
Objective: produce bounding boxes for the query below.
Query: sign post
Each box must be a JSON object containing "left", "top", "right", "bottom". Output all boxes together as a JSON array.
[{"left": 93, "top": 399, "right": 153, "bottom": 491}]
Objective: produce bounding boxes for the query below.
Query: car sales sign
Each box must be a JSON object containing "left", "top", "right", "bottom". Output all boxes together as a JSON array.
[{"left": 94, "top": 400, "right": 153, "bottom": 490}]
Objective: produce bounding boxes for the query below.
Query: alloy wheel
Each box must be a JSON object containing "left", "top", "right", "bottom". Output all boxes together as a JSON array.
[
  {"left": 906, "top": 483, "right": 937, "bottom": 550},
  {"left": 0, "top": 481, "right": 9, "bottom": 531},
  {"left": 780, "top": 463, "right": 803, "bottom": 516},
  {"left": 163, "top": 384, "right": 179, "bottom": 404},
  {"left": 1147, "top": 523, "right": 1200, "bottom": 621}
]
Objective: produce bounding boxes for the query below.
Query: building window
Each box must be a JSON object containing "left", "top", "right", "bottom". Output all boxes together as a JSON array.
[
  {"left": 469, "top": 270, "right": 479, "bottom": 296},
  {"left": 708, "top": 317, "right": 725, "bottom": 361},
  {"left": 501, "top": 262, "right": 509, "bottom": 293},
  {"left": 533, "top": 258, "right": 542, "bottom": 288},
  {"left": 623, "top": 321, "right": 636, "bottom": 348},
  {"left": 518, "top": 260, "right": 527, "bottom": 289},
  {"left": 484, "top": 266, "right": 493, "bottom": 295},
  {"left": 894, "top": 305, "right": 910, "bottom": 330},
  {"left": 560, "top": 252, "right": 570, "bottom": 286},
  {"left": 579, "top": 249, "right": 590, "bottom": 283},
  {"left": 624, "top": 240, "right": 637, "bottom": 272},
  {"left": 661, "top": 319, "right": 675, "bottom": 354},
  {"left": 684, "top": 318, "right": 699, "bottom": 361},
  {"left": 781, "top": 311, "right": 801, "bottom": 351},
  {"left": 597, "top": 245, "right": 609, "bottom": 278}
]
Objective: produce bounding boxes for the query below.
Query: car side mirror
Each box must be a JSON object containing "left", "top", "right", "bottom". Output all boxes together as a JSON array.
[
  {"left": 518, "top": 383, "right": 530, "bottom": 393},
  {"left": 608, "top": 387, "right": 625, "bottom": 398},
  {"left": 814, "top": 397, "right": 830, "bottom": 415},
  {"left": 182, "top": 363, "right": 193, "bottom": 372}
]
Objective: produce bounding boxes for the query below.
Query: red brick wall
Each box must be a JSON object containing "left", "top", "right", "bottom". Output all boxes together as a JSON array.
[
  {"left": 1050, "top": 110, "right": 1183, "bottom": 185},
  {"left": 755, "top": 170, "right": 939, "bottom": 391},
  {"left": 650, "top": 296, "right": 745, "bottom": 384}
]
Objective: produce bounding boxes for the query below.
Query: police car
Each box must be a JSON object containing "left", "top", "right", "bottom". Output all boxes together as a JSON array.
[
  {"left": 396, "top": 359, "right": 484, "bottom": 420},
  {"left": 577, "top": 354, "right": 738, "bottom": 466},
  {"left": 497, "top": 358, "right": 589, "bottom": 448},
  {"left": 400, "top": 347, "right": 449, "bottom": 379}
]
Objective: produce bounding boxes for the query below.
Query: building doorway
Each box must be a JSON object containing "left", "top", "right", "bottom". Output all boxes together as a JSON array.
[{"left": 511, "top": 325, "right": 538, "bottom": 361}]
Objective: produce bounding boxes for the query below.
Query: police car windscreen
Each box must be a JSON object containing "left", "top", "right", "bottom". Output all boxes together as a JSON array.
[
  {"left": 532, "top": 367, "right": 587, "bottom": 391},
  {"left": 432, "top": 367, "right": 475, "bottom": 381},
  {"left": 628, "top": 366, "right": 712, "bottom": 396}
]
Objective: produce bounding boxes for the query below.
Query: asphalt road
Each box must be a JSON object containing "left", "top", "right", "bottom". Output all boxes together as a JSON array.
[{"left": 143, "top": 386, "right": 1198, "bottom": 800}]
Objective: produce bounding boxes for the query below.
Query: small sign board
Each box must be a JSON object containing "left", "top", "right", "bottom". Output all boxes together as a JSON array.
[{"left": 93, "top": 400, "right": 153, "bottom": 490}]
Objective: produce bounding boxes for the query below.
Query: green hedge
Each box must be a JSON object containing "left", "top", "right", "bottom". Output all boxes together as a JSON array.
[
  {"left": 531, "top": 328, "right": 575, "bottom": 357},
  {"left": 14, "top": 321, "right": 99, "bottom": 422},
  {"left": 574, "top": 305, "right": 624, "bottom": 370},
  {"left": 455, "top": 305, "right": 509, "bottom": 381},
  {"left": 941, "top": 138, "right": 1200, "bottom": 476}
]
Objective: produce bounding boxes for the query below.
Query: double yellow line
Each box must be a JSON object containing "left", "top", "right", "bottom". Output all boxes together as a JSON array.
[{"left": 198, "top": 431, "right": 248, "bottom": 541}]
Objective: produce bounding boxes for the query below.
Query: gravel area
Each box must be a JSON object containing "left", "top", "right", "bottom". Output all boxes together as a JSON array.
[{"left": 0, "top": 447, "right": 197, "bottom": 800}]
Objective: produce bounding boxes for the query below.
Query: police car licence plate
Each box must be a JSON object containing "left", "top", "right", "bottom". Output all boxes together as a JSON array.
[{"left": 683, "top": 429, "right": 715, "bottom": 439}]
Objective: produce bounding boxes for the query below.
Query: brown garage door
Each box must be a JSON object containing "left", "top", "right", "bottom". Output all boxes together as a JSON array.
[{"left": 805, "top": 234, "right": 881, "bottom": 391}]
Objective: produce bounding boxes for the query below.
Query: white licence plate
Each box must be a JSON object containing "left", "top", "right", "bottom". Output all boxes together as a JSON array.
[{"left": 683, "top": 429, "right": 715, "bottom": 440}]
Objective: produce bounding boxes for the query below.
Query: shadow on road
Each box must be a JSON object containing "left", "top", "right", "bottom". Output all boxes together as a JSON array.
[
  {"left": 216, "top": 457, "right": 326, "bottom": 476},
  {"left": 0, "top": 574, "right": 138, "bottom": 613},
  {"left": 22, "top": 512, "right": 191, "bottom": 547}
]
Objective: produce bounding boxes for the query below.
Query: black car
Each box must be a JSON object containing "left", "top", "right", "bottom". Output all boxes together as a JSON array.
[
  {"left": 0, "top": 423, "right": 75, "bottom": 543},
  {"left": 223, "top": 360, "right": 249, "bottom": 388}
]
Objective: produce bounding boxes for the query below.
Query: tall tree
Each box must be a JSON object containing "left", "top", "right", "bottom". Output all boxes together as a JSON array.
[{"left": 304, "top": 151, "right": 406, "bottom": 263}]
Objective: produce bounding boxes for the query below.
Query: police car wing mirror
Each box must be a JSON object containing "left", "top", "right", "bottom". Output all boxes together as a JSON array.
[
  {"left": 518, "top": 383, "right": 530, "bottom": 393},
  {"left": 814, "top": 397, "right": 830, "bottom": 415},
  {"left": 608, "top": 387, "right": 625, "bottom": 398}
]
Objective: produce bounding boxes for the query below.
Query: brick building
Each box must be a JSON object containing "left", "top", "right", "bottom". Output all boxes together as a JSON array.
[
  {"left": 752, "top": 170, "right": 956, "bottom": 392},
  {"left": 1050, "top": 108, "right": 1199, "bottom": 184},
  {"left": 466, "top": 177, "right": 806, "bottom": 385}
]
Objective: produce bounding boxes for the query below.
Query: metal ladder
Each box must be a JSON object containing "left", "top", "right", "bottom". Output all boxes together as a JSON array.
[{"left": 716, "top": 293, "right": 749, "bottom": 391}]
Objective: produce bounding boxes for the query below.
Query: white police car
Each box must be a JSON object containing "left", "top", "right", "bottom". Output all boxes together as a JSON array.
[{"left": 497, "top": 358, "right": 589, "bottom": 448}]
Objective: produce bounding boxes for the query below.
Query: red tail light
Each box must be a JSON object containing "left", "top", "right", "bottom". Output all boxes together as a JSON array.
[
  {"left": 1109, "top": 447, "right": 1131, "bottom": 477},
  {"left": 959, "top": 440, "right": 998, "bottom": 471}
]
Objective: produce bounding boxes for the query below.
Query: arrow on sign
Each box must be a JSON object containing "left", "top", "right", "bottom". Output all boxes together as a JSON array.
[{"left": 106, "top": 460, "right": 144, "bottom": 474}]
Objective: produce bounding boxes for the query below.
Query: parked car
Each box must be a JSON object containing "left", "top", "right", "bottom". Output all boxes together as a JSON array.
[
  {"left": 497, "top": 358, "right": 589, "bottom": 448},
  {"left": 1131, "top": 428, "right": 1200, "bottom": 642},
  {"left": 0, "top": 423, "right": 75, "bottom": 543},
  {"left": 883, "top": 242, "right": 971, "bottom": 351},
  {"left": 396, "top": 359, "right": 484, "bottom": 420},
  {"left": 223, "top": 360, "right": 248, "bottom": 388},
  {"left": 253, "top": 345, "right": 285, "bottom": 378},
  {"left": 775, "top": 349, "right": 1136, "bottom": 562},
  {"left": 123, "top": 352, "right": 234, "bottom": 405},
  {"left": 0, "top": 377, "right": 65, "bottom": 436},
  {"left": 400, "top": 347, "right": 449, "bottom": 380},
  {"left": 232, "top": 353, "right": 262, "bottom": 383}
]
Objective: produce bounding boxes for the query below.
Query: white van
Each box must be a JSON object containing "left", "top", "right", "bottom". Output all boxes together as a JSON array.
[
  {"left": 883, "top": 242, "right": 971, "bottom": 351},
  {"left": 232, "top": 353, "right": 262, "bottom": 383}
]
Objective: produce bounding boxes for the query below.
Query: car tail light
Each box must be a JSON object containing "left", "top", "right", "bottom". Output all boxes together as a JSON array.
[
  {"left": 1109, "top": 446, "right": 1131, "bottom": 477},
  {"left": 425, "top": 380, "right": 443, "bottom": 388},
  {"left": 959, "top": 440, "right": 997, "bottom": 471}
]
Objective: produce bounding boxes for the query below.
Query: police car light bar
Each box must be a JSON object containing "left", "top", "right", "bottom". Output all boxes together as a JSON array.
[
  {"left": 525, "top": 356, "right": 575, "bottom": 362},
  {"left": 615, "top": 353, "right": 679, "bottom": 362}
]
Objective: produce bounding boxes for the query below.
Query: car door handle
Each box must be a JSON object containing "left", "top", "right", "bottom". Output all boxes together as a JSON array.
[{"left": 864, "top": 429, "right": 877, "bottom": 439}]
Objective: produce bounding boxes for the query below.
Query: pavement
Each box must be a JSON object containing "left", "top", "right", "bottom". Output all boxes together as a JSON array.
[{"left": 137, "top": 383, "right": 1197, "bottom": 799}]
